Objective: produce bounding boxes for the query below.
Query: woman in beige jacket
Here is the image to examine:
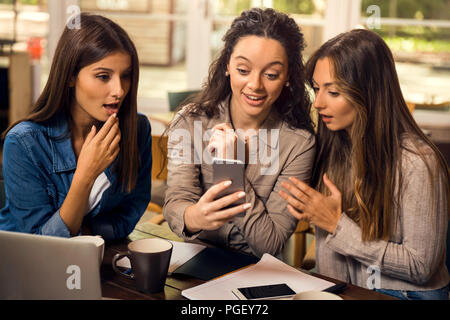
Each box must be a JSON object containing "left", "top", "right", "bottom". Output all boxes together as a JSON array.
[
  {"left": 280, "top": 29, "right": 449, "bottom": 299},
  {"left": 163, "top": 8, "right": 315, "bottom": 257}
]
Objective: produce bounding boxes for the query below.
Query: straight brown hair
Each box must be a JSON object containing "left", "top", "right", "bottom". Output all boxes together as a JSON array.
[
  {"left": 2, "top": 13, "right": 140, "bottom": 192},
  {"left": 306, "top": 29, "right": 449, "bottom": 241}
]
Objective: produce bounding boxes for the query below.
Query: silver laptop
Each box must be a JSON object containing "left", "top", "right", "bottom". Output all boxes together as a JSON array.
[{"left": 0, "top": 230, "right": 102, "bottom": 300}]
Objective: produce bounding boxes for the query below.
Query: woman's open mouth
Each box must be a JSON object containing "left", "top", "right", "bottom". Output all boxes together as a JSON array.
[
  {"left": 103, "top": 103, "right": 119, "bottom": 115},
  {"left": 320, "top": 114, "right": 333, "bottom": 123},
  {"left": 243, "top": 93, "right": 267, "bottom": 106}
]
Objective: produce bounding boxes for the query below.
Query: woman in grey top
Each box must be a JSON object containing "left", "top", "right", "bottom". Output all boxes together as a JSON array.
[
  {"left": 280, "top": 29, "right": 449, "bottom": 299},
  {"left": 163, "top": 8, "right": 315, "bottom": 257}
]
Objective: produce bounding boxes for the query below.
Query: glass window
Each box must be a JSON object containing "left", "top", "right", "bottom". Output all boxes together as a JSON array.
[
  {"left": 77, "top": 0, "right": 189, "bottom": 111},
  {"left": 0, "top": 0, "right": 47, "bottom": 42},
  {"left": 360, "top": 0, "right": 450, "bottom": 107},
  {"left": 211, "top": 0, "right": 325, "bottom": 60},
  {"left": 2, "top": 0, "right": 447, "bottom": 114},
  {"left": 272, "top": 0, "right": 317, "bottom": 15},
  {"left": 361, "top": 0, "right": 450, "bottom": 20},
  {"left": 0, "top": 0, "right": 48, "bottom": 94}
]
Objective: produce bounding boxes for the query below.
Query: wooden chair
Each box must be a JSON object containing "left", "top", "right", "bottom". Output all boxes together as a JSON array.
[
  {"left": 406, "top": 101, "right": 415, "bottom": 113},
  {"left": 406, "top": 100, "right": 450, "bottom": 113},
  {"left": 151, "top": 134, "right": 168, "bottom": 181},
  {"left": 301, "top": 232, "right": 316, "bottom": 270},
  {"left": 292, "top": 221, "right": 316, "bottom": 269},
  {"left": 147, "top": 117, "right": 169, "bottom": 225}
]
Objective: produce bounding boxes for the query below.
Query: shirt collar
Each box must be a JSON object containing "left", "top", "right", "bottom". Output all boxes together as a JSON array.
[
  {"left": 47, "top": 113, "right": 77, "bottom": 173},
  {"left": 258, "top": 109, "right": 282, "bottom": 150},
  {"left": 218, "top": 96, "right": 281, "bottom": 150}
]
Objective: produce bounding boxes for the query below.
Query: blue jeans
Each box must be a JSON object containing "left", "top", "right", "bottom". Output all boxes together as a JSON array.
[{"left": 375, "top": 285, "right": 449, "bottom": 300}]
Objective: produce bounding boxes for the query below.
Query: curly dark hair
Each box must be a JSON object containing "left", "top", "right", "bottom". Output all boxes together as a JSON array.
[{"left": 185, "top": 7, "right": 313, "bottom": 133}]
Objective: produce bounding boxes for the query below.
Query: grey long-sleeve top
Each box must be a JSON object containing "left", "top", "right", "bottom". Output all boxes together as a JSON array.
[
  {"left": 163, "top": 101, "right": 316, "bottom": 257},
  {"left": 316, "top": 139, "right": 449, "bottom": 291}
]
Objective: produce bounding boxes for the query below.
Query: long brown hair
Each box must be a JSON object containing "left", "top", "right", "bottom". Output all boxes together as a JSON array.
[
  {"left": 184, "top": 7, "right": 313, "bottom": 133},
  {"left": 2, "top": 13, "right": 140, "bottom": 192},
  {"left": 306, "top": 29, "right": 449, "bottom": 241}
]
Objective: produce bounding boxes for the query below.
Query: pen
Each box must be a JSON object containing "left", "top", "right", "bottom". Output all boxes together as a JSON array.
[
  {"left": 124, "top": 268, "right": 132, "bottom": 275},
  {"left": 323, "top": 282, "right": 347, "bottom": 294}
]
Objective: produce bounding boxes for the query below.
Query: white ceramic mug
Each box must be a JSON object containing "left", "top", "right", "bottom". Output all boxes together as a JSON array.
[
  {"left": 70, "top": 235, "right": 105, "bottom": 265},
  {"left": 292, "top": 291, "right": 343, "bottom": 300}
]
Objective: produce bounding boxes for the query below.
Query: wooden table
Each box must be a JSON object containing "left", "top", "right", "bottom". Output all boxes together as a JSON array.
[{"left": 100, "top": 232, "right": 396, "bottom": 301}]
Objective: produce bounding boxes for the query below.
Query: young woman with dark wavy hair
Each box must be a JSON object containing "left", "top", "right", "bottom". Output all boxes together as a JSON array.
[
  {"left": 280, "top": 29, "right": 449, "bottom": 300},
  {"left": 0, "top": 13, "right": 152, "bottom": 241},
  {"left": 163, "top": 8, "right": 315, "bottom": 257}
]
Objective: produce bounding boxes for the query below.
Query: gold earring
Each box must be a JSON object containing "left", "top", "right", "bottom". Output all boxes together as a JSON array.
[
  {"left": 285, "top": 82, "right": 290, "bottom": 87},
  {"left": 225, "top": 71, "right": 229, "bottom": 76}
]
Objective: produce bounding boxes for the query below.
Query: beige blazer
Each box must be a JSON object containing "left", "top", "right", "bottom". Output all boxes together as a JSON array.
[{"left": 163, "top": 100, "right": 316, "bottom": 257}]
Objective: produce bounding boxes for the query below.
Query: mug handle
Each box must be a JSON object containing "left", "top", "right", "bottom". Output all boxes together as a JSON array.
[{"left": 112, "top": 252, "right": 134, "bottom": 280}]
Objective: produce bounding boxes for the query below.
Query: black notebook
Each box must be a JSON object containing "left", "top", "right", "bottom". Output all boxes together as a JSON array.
[{"left": 171, "top": 247, "right": 259, "bottom": 281}]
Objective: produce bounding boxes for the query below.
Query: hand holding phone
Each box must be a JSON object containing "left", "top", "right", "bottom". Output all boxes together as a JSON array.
[
  {"left": 183, "top": 164, "right": 251, "bottom": 234},
  {"left": 212, "top": 157, "right": 245, "bottom": 210}
]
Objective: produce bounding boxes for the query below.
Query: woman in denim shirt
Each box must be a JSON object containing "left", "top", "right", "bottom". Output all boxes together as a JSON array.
[{"left": 0, "top": 13, "right": 152, "bottom": 241}]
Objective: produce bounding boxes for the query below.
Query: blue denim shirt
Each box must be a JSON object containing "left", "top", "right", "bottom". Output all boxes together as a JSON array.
[{"left": 0, "top": 113, "right": 152, "bottom": 241}]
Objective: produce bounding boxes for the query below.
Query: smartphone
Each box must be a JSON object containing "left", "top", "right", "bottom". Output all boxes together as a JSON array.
[
  {"left": 232, "top": 283, "right": 296, "bottom": 300},
  {"left": 212, "top": 157, "right": 245, "bottom": 211}
]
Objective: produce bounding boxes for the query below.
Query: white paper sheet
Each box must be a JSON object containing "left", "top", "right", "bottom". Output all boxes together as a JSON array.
[
  {"left": 181, "top": 253, "right": 335, "bottom": 300},
  {"left": 115, "top": 240, "right": 206, "bottom": 274}
]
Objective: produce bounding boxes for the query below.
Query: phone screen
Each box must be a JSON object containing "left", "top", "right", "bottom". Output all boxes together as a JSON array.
[
  {"left": 212, "top": 158, "right": 245, "bottom": 210},
  {"left": 237, "top": 284, "right": 296, "bottom": 300}
]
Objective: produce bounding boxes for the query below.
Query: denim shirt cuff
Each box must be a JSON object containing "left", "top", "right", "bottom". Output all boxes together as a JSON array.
[{"left": 41, "top": 210, "right": 72, "bottom": 238}]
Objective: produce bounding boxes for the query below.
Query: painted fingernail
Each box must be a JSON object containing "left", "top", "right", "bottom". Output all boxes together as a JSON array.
[
  {"left": 237, "top": 192, "right": 246, "bottom": 198},
  {"left": 224, "top": 180, "right": 232, "bottom": 186},
  {"left": 112, "top": 113, "right": 117, "bottom": 118},
  {"left": 243, "top": 203, "right": 252, "bottom": 209}
]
